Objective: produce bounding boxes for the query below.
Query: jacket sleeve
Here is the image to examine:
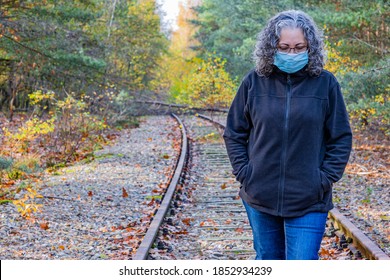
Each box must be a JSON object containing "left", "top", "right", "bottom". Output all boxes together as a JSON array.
[
  {"left": 321, "top": 82, "right": 353, "bottom": 190},
  {"left": 223, "top": 79, "right": 252, "bottom": 184}
]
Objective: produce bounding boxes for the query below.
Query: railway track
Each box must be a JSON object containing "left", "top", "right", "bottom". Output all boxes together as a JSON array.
[
  {"left": 133, "top": 113, "right": 389, "bottom": 260},
  {"left": 134, "top": 114, "right": 252, "bottom": 260}
]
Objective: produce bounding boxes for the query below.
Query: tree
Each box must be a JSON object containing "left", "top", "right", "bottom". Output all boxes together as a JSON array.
[
  {"left": 103, "top": 0, "right": 168, "bottom": 92},
  {"left": 0, "top": 0, "right": 168, "bottom": 118},
  {"left": 154, "top": 0, "right": 200, "bottom": 96},
  {"left": 0, "top": 0, "right": 107, "bottom": 118},
  {"left": 303, "top": 0, "right": 389, "bottom": 66},
  {"left": 193, "top": 0, "right": 292, "bottom": 79},
  {"left": 185, "top": 56, "right": 237, "bottom": 108}
]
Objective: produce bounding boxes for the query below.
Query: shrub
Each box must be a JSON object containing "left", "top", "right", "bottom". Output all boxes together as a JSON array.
[
  {"left": 0, "top": 157, "right": 13, "bottom": 170},
  {"left": 340, "top": 58, "right": 390, "bottom": 134},
  {"left": 172, "top": 55, "right": 237, "bottom": 109}
]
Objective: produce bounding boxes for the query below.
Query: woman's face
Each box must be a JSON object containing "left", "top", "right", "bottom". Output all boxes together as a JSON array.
[{"left": 278, "top": 28, "right": 307, "bottom": 54}]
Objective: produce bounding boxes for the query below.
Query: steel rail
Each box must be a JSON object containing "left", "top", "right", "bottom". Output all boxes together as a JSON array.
[
  {"left": 329, "top": 208, "right": 390, "bottom": 260},
  {"left": 133, "top": 113, "right": 188, "bottom": 260},
  {"left": 197, "top": 113, "right": 390, "bottom": 260}
]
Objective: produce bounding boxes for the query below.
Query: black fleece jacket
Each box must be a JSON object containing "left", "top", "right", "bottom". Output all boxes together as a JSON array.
[{"left": 223, "top": 67, "right": 352, "bottom": 217}]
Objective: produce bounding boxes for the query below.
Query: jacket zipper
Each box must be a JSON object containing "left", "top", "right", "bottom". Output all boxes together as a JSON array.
[{"left": 277, "top": 75, "right": 292, "bottom": 215}]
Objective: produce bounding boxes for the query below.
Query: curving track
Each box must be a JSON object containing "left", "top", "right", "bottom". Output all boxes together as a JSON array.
[{"left": 132, "top": 113, "right": 390, "bottom": 260}]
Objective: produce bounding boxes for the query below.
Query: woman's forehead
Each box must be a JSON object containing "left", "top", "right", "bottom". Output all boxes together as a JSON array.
[{"left": 279, "top": 28, "right": 306, "bottom": 43}]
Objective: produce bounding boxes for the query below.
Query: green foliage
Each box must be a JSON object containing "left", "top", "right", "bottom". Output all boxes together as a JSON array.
[
  {"left": 0, "top": 0, "right": 107, "bottom": 102},
  {"left": 189, "top": 0, "right": 388, "bottom": 135},
  {"left": 192, "top": 0, "right": 388, "bottom": 79},
  {"left": 0, "top": 0, "right": 168, "bottom": 115},
  {"left": 341, "top": 58, "right": 390, "bottom": 103},
  {"left": 0, "top": 157, "right": 13, "bottom": 170},
  {"left": 193, "top": 0, "right": 293, "bottom": 79},
  {"left": 13, "top": 156, "right": 41, "bottom": 174},
  {"left": 341, "top": 58, "right": 390, "bottom": 133},
  {"left": 348, "top": 94, "right": 389, "bottom": 133},
  {"left": 7, "top": 169, "right": 23, "bottom": 180},
  {"left": 300, "top": 0, "right": 389, "bottom": 66}
]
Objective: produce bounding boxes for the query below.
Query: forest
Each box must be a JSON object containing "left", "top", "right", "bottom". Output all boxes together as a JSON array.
[{"left": 0, "top": 0, "right": 389, "bottom": 214}]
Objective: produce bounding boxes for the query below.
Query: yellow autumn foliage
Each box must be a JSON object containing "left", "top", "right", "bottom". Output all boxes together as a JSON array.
[
  {"left": 184, "top": 56, "right": 237, "bottom": 109},
  {"left": 324, "top": 41, "right": 361, "bottom": 76}
]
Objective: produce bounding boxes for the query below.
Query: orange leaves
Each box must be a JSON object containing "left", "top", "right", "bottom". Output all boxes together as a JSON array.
[
  {"left": 122, "top": 187, "right": 129, "bottom": 198},
  {"left": 40, "top": 221, "right": 49, "bottom": 230},
  {"left": 50, "top": 245, "right": 66, "bottom": 251},
  {"left": 172, "top": 230, "right": 189, "bottom": 235},
  {"left": 1, "top": 180, "right": 16, "bottom": 188},
  {"left": 235, "top": 227, "right": 244, "bottom": 233},
  {"left": 106, "top": 133, "right": 119, "bottom": 141},
  {"left": 162, "top": 153, "right": 170, "bottom": 159},
  {"left": 147, "top": 198, "right": 156, "bottom": 207},
  {"left": 88, "top": 187, "right": 131, "bottom": 199},
  {"left": 12, "top": 187, "right": 43, "bottom": 218},
  {"left": 181, "top": 218, "right": 193, "bottom": 226},
  {"left": 200, "top": 219, "right": 217, "bottom": 227},
  {"left": 345, "top": 130, "right": 390, "bottom": 180},
  {"left": 319, "top": 247, "right": 338, "bottom": 259}
]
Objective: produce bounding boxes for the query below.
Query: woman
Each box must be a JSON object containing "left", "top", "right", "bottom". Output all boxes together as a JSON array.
[{"left": 223, "top": 10, "right": 352, "bottom": 260}]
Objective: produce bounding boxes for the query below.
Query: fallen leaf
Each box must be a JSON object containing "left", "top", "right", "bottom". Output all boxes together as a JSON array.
[
  {"left": 122, "top": 187, "right": 129, "bottom": 198},
  {"left": 380, "top": 215, "right": 390, "bottom": 221},
  {"left": 172, "top": 230, "right": 189, "bottom": 235},
  {"left": 40, "top": 221, "right": 49, "bottom": 230},
  {"left": 147, "top": 198, "right": 155, "bottom": 206},
  {"left": 182, "top": 218, "right": 192, "bottom": 226},
  {"left": 88, "top": 191, "right": 93, "bottom": 197},
  {"left": 235, "top": 227, "right": 244, "bottom": 233}
]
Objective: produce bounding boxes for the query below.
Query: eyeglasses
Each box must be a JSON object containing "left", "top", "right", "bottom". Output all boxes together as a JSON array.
[{"left": 277, "top": 45, "right": 308, "bottom": 54}]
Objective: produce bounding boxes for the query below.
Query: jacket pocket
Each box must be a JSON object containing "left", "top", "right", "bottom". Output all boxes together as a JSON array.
[
  {"left": 320, "top": 170, "right": 332, "bottom": 192},
  {"left": 315, "top": 169, "right": 324, "bottom": 201},
  {"left": 241, "top": 162, "right": 253, "bottom": 187}
]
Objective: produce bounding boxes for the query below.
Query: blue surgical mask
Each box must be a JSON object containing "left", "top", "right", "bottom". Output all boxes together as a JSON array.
[{"left": 274, "top": 51, "right": 308, "bottom": 74}]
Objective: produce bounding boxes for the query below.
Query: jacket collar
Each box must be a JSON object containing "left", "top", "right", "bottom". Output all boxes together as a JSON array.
[{"left": 272, "top": 65, "right": 309, "bottom": 83}]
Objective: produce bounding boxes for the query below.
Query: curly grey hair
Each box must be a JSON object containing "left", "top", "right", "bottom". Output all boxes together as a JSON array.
[{"left": 253, "top": 10, "right": 325, "bottom": 77}]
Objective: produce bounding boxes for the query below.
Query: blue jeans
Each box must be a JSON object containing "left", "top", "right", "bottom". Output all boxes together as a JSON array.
[{"left": 243, "top": 200, "right": 328, "bottom": 260}]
